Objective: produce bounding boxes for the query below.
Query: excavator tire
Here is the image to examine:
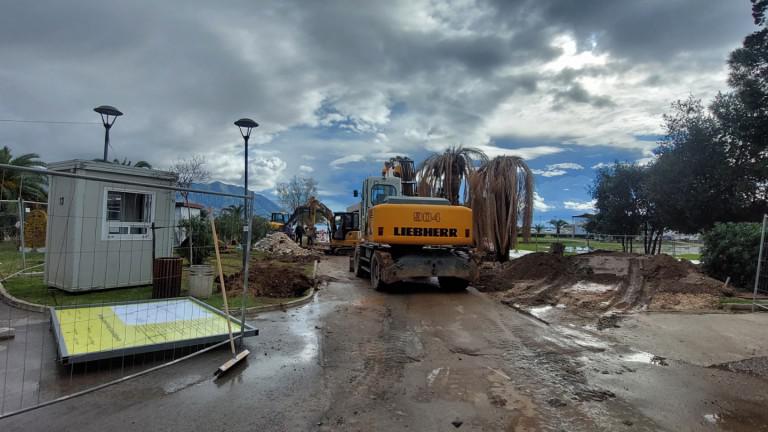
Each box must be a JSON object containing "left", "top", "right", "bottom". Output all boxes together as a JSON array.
[
  {"left": 438, "top": 277, "right": 469, "bottom": 291},
  {"left": 353, "top": 248, "right": 368, "bottom": 278},
  {"left": 370, "top": 253, "right": 388, "bottom": 291}
]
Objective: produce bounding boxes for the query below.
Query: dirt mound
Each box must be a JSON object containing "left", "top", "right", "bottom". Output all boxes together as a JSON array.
[
  {"left": 220, "top": 260, "right": 313, "bottom": 298},
  {"left": 477, "top": 252, "right": 729, "bottom": 313},
  {"left": 253, "top": 232, "right": 319, "bottom": 257}
]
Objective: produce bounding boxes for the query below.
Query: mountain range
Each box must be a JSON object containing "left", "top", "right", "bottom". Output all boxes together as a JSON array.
[{"left": 181, "top": 181, "right": 282, "bottom": 217}]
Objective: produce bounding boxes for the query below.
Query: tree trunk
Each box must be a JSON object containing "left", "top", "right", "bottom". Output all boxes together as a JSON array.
[{"left": 655, "top": 230, "right": 664, "bottom": 255}]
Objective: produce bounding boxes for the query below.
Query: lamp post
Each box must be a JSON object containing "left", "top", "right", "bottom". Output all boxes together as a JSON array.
[
  {"left": 234, "top": 118, "right": 258, "bottom": 343},
  {"left": 93, "top": 105, "right": 123, "bottom": 161}
]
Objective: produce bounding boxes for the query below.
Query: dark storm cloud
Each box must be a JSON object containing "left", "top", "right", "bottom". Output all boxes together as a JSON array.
[
  {"left": 485, "top": 0, "right": 753, "bottom": 62},
  {"left": 0, "top": 0, "right": 757, "bottom": 193},
  {"left": 553, "top": 83, "right": 616, "bottom": 109}
]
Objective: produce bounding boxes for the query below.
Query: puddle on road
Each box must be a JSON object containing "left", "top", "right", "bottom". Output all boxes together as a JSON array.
[
  {"left": 426, "top": 367, "right": 447, "bottom": 387},
  {"left": 528, "top": 305, "right": 553, "bottom": 318},
  {"left": 621, "top": 351, "right": 668, "bottom": 366},
  {"left": 565, "top": 281, "right": 617, "bottom": 293}
]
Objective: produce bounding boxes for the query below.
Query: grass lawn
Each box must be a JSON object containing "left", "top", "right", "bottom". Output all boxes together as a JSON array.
[
  {"left": 2, "top": 248, "right": 308, "bottom": 309},
  {"left": 0, "top": 241, "right": 44, "bottom": 277},
  {"left": 514, "top": 236, "right": 701, "bottom": 260}
]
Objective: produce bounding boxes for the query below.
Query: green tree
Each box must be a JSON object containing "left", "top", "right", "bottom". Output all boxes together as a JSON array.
[
  {"left": 177, "top": 216, "right": 212, "bottom": 265},
  {"left": 533, "top": 223, "right": 544, "bottom": 237},
  {"left": 589, "top": 163, "right": 646, "bottom": 252},
  {"left": 251, "top": 215, "right": 272, "bottom": 241},
  {"left": 0, "top": 146, "right": 47, "bottom": 201},
  {"left": 701, "top": 222, "right": 763, "bottom": 288}
]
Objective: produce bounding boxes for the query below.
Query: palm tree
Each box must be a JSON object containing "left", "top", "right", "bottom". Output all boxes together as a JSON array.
[
  {"left": 548, "top": 219, "right": 568, "bottom": 237},
  {"left": 0, "top": 146, "right": 46, "bottom": 201},
  {"left": 470, "top": 156, "right": 534, "bottom": 262},
  {"left": 219, "top": 204, "right": 245, "bottom": 243},
  {"left": 534, "top": 224, "right": 544, "bottom": 236},
  {"left": 418, "top": 146, "right": 488, "bottom": 205}
]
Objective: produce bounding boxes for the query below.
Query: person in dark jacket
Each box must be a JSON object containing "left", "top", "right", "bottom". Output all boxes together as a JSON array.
[{"left": 294, "top": 224, "right": 305, "bottom": 246}]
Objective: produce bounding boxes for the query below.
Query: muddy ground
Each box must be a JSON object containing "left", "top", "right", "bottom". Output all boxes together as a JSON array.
[{"left": 2, "top": 256, "right": 768, "bottom": 431}]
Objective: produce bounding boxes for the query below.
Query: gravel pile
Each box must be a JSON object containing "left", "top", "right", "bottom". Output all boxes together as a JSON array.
[{"left": 253, "top": 232, "right": 315, "bottom": 257}]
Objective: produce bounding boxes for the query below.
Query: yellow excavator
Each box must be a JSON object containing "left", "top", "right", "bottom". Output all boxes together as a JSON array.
[
  {"left": 350, "top": 157, "right": 478, "bottom": 290},
  {"left": 269, "top": 212, "right": 289, "bottom": 231},
  {"left": 285, "top": 197, "right": 359, "bottom": 254}
]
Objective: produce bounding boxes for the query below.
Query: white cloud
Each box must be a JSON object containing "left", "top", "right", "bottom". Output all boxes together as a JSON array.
[
  {"left": 330, "top": 154, "right": 365, "bottom": 167},
  {"left": 636, "top": 156, "right": 657, "bottom": 166},
  {"left": 534, "top": 192, "right": 555, "bottom": 212},
  {"left": 299, "top": 165, "right": 314, "bottom": 173},
  {"left": 547, "top": 162, "right": 583, "bottom": 170},
  {"left": 532, "top": 168, "right": 567, "bottom": 177},
  {"left": 476, "top": 145, "right": 564, "bottom": 160},
  {"left": 532, "top": 162, "right": 584, "bottom": 177},
  {"left": 591, "top": 162, "right": 612, "bottom": 169},
  {"left": 563, "top": 199, "right": 596, "bottom": 211}
]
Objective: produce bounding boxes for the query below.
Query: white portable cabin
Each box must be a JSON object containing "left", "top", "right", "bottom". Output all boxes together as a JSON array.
[{"left": 44, "top": 160, "right": 177, "bottom": 292}]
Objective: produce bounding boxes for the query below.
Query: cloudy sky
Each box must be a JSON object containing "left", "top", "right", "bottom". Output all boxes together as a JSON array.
[{"left": 0, "top": 0, "right": 756, "bottom": 220}]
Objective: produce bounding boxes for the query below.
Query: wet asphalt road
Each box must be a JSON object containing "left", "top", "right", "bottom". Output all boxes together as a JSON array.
[{"left": 2, "top": 256, "right": 768, "bottom": 431}]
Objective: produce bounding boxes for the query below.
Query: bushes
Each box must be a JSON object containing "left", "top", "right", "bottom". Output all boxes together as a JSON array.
[
  {"left": 701, "top": 222, "right": 763, "bottom": 289},
  {"left": 177, "top": 216, "right": 213, "bottom": 265}
]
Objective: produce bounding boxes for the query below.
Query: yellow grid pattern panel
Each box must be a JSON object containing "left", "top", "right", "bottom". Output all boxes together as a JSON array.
[{"left": 55, "top": 299, "right": 241, "bottom": 355}]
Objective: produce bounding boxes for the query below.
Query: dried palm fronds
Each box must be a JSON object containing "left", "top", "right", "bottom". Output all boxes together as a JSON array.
[
  {"left": 417, "top": 146, "right": 488, "bottom": 205},
  {"left": 470, "top": 156, "right": 534, "bottom": 262}
]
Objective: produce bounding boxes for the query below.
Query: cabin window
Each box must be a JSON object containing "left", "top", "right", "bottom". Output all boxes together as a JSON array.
[
  {"left": 102, "top": 188, "right": 154, "bottom": 240},
  {"left": 371, "top": 184, "right": 397, "bottom": 206}
]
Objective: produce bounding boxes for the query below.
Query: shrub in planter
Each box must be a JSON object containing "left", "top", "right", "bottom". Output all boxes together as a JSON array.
[
  {"left": 177, "top": 216, "right": 213, "bottom": 265},
  {"left": 701, "top": 222, "right": 762, "bottom": 289}
]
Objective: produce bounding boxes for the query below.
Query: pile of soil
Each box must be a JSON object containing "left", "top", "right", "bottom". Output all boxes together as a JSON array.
[
  {"left": 477, "top": 251, "right": 730, "bottom": 313},
  {"left": 253, "top": 232, "right": 319, "bottom": 257},
  {"left": 219, "top": 260, "right": 313, "bottom": 298}
]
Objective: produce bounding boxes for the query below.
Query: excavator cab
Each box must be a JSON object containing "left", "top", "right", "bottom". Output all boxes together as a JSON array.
[
  {"left": 269, "top": 212, "right": 289, "bottom": 230},
  {"left": 333, "top": 212, "right": 360, "bottom": 241}
]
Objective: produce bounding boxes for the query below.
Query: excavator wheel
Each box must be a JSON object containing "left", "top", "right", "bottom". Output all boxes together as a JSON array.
[
  {"left": 353, "top": 248, "right": 368, "bottom": 278},
  {"left": 438, "top": 277, "right": 469, "bottom": 291},
  {"left": 370, "top": 254, "right": 388, "bottom": 292}
]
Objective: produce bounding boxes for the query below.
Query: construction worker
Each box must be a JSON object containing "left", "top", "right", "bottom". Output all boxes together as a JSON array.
[
  {"left": 294, "top": 224, "right": 305, "bottom": 246},
  {"left": 307, "top": 225, "right": 316, "bottom": 247}
]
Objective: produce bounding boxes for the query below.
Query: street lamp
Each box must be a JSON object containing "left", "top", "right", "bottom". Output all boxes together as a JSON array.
[
  {"left": 234, "top": 117, "right": 258, "bottom": 343},
  {"left": 94, "top": 105, "right": 123, "bottom": 161}
]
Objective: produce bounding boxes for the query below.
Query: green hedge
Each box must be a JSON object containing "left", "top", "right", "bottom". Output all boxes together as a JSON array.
[{"left": 701, "top": 222, "right": 762, "bottom": 289}]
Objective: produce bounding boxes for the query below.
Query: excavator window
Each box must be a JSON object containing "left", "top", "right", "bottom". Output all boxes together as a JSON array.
[{"left": 371, "top": 184, "right": 397, "bottom": 206}]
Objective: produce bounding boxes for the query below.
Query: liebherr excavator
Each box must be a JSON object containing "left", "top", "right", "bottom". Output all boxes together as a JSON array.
[{"left": 350, "top": 157, "right": 478, "bottom": 290}]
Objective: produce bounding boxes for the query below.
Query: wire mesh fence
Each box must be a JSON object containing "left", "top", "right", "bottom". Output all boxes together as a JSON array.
[
  {"left": 0, "top": 163, "right": 262, "bottom": 418},
  {"left": 515, "top": 233, "right": 702, "bottom": 258},
  {"left": 753, "top": 214, "right": 768, "bottom": 312}
]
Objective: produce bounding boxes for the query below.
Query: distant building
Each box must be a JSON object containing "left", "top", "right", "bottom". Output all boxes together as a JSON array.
[{"left": 571, "top": 213, "right": 594, "bottom": 237}]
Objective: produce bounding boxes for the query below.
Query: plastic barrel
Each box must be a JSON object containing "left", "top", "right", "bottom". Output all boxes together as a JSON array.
[
  {"left": 152, "top": 257, "right": 183, "bottom": 298},
  {"left": 188, "top": 264, "right": 214, "bottom": 298}
]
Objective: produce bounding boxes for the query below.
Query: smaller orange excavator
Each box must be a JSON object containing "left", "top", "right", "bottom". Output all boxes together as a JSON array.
[{"left": 285, "top": 196, "right": 359, "bottom": 254}]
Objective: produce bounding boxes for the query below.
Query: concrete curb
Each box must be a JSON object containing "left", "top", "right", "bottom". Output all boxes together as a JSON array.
[
  {"left": 243, "top": 286, "right": 316, "bottom": 315},
  {"left": 0, "top": 282, "right": 47, "bottom": 313},
  {"left": 0, "top": 279, "right": 318, "bottom": 316}
]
